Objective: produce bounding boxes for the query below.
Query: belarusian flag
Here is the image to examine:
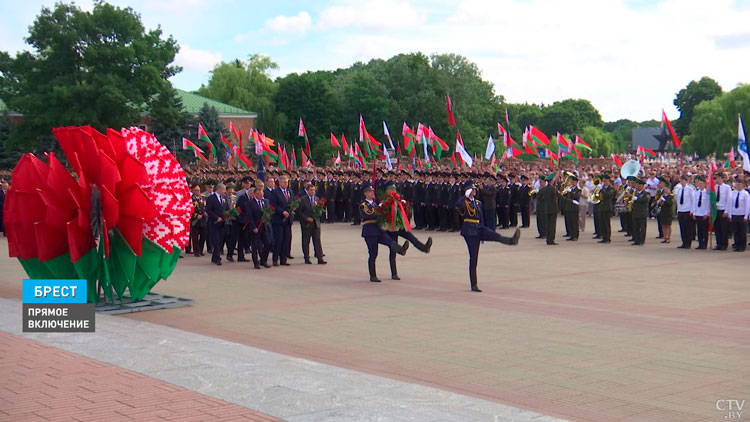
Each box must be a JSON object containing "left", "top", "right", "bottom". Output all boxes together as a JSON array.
[
  {"left": 428, "top": 126, "right": 449, "bottom": 159},
  {"left": 529, "top": 125, "right": 551, "bottom": 147},
  {"left": 446, "top": 94, "right": 456, "bottom": 127},
  {"left": 402, "top": 122, "right": 416, "bottom": 152},
  {"left": 661, "top": 109, "right": 681, "bottom": 148},
  {"left": 182, "top": 137, "right": 209, "bottom": 163},
  {"left": 334, "top": 150, "right": 342, "bottom": 166},
  {"left": 612, "top": 153, "right": 623, "bottom": 167},
  {"left": 522, "top": 129, "right": 538, "bottom": 156},
  {"left": 341, "top": 133, "right": 349, "bottom": 153},
  {"left": 298, "top": 117, "right": 311, "bottom": 156},
  {"left": 575, "top": 136, "right": 592, "bottom": 152},
  {"left": 640, "top": 146, "right": 656, "bottom": 156},
  {"left": 330, "top": 133, "right": 340, "bottom": 148},
  {"left": 229, "top": 121, "right": 243, "bottom": 154},
  {"left": 557, "top": 132, "right": 570, "bottom": 156},
  {"left": 198, "top": 123, "right": 216, "bottom": 157}
]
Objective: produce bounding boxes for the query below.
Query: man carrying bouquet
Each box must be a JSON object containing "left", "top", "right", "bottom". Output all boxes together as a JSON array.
[
  {"left": 296, "top": 183, "right": 327, "bottom": 265},
  {"left": 360, "top": 182, "right": 410, "bottom": 282},
  {"left": 380, "top": 180, "right": 432, "bottom": 280}
]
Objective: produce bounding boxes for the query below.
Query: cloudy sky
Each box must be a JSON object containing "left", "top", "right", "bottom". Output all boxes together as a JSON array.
[{"left": 2, "top": 0, "right": 749, "bottom": 122}]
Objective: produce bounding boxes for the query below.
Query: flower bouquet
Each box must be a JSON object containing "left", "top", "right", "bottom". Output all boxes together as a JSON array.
[
  {"left": 287, "top": 196, "right": 301, "bottom": 220},
  {"left": 312, "top": 198, "right": 326, "bottom": 219},
  {"left": 224, "top": 207, "right": 239, "bottom": 222},
  {"left": 377, "top": 191, "right": 413, "bottom": 232},
  {"left": 261, "top": 205, "right": 274, "bottom": 223}
]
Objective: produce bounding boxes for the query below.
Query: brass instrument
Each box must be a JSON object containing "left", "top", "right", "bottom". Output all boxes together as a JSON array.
[
  {"left": 624, "top": 188, "right": 634, "bottom": 212},
  {"left": 590, "top": 177, "right": 602, "bottom": 204},
  {"left": 529, "top": 186, "right": 540, "bottom": 197}
]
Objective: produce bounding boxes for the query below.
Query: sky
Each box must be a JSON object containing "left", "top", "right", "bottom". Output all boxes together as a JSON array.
[{"left": 1, "top": 0, "right": 749, "bottom": 122}]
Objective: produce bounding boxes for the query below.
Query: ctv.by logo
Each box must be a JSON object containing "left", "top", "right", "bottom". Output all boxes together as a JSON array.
[{"left": 716, "top": 399, "right": 745, "bottom": 419}]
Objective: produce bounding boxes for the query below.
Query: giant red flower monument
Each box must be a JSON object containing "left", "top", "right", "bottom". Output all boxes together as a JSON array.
[{"left": 4, "top": 126, "right": 192, "bottom": 303}]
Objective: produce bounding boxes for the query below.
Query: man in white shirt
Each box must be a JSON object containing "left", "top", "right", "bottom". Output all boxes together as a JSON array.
[
  {"left": 714, "top": 173, "right": 732, "bottom": 250},
  {"left": 675, "top": 175, "right": 696, "bottom": 249},
  {"left": 729, "top": 179, "right": 750, "bottom": 252},
  {"left": 645, "top": 172, "right": 659, "bottom": 216},
  {"left": 691, "top": 176, "right": 710, "bottom": 250}
]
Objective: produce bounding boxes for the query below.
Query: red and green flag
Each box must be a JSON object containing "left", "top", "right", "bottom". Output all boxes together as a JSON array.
[
  {"left": 182, "top": 137, "right": 209, "bottom": 163},
  {"left": 402, "top": 122, "right": 416, "bottom": 152},
  {"left": 529, "top": 125, "right": 551, "bottom": 147},
  {"left": 575, "top": 136, "right": 592, "bottom": 153},
  {"left": 197, "top": 123, "right": 216, "bottom": 157},
  {"left": 446, "top": 94, "right": 456, "bottom": 127},
  {"left": 661, "top": 109, "right": 682, "bottom": 148},
  {"left": 330, "top": 133, "right": 340, "bottom": 148},
  {"left": 298, "top": 118, "right": 311, "bottom": 156}
]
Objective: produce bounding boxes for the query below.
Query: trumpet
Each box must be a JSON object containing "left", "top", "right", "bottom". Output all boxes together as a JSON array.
[
  {"left": 529, "top": 186, "right": 540, "bottom": 197},
  {"left": 591, "top": 184, "right": 603, "bottom": 204}
]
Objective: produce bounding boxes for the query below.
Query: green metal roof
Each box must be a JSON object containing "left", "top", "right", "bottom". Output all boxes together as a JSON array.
[{"left": 176, "top": 89, "right": 256, "bottom": 116}]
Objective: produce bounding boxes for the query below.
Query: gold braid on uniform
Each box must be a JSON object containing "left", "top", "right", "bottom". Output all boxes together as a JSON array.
[{"left": 465, "top": 200, "right": 477, "bottom": 217}]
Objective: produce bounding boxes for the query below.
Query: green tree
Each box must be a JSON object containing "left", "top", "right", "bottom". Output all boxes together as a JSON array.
[
  {"left": 683, "top": 84, "right": 750, "bottom": 156},
  {"left": 0, "top": 2, "right": 180, "bottom": 151},
  {"left": 149, "top": 84, "right": 190, "bottom": 155},
  {"left": 673, "top": 76, "right": 723, "bottom": 137},
  {"left": 580, "top": 126, "right": 614, "bottom": 157},
  {"left": 198, "top": 54, "right": 287, "bottom": 138},
  {"left": 0, "top": 112, "right": 23, "bottom": 169},
  {"left": 538, "top": 99, "right": 603, "bottom": 136},
  {"left": 274, "top": 71, "right": 340, "bottom": 161}
]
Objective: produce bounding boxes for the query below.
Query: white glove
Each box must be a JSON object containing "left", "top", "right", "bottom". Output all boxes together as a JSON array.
[
  {"left": 465, "top": 188, "right": 473, "bottom": 198},
  {"left": 572, "top": 200, "right": 579, "bottom": 205}
]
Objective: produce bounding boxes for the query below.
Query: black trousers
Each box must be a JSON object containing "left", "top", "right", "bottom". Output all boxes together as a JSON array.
[
  {"left": 543, "top": 213, "right": 556, "bottom": 244},
  {"left": 450, "top": 208, "right": 460, "bottom": 231},
  {"left": 413, "top": 204, "right": 425, "bottom": 229},
  {"left": 509, "top": 203, "right": 518, "bottom": 226},
  {"left": 426, "top": 205, "right": 437, "bottom": 229},
  {"left": 483, "top": 208, "right": 497, "bottom": 231},
  {"left": 364, "top": 232, "right": 397, "bottom": 263},
  {"left": 632, "top": 217, "right": 647, "bottom": 244},
  {"left": 677, "top": 211, "right": 694, "bottom": 247},
  {"left": 351, "top": 200, "right": 361, "bottom": 224},
  {"left": 272, "top": 222, "right": 292, "bottom": 263},
  {"left": 462, "top": 228, "right": 512, "bottom": 289},
  {"left": 564, "top": 212, "right": 579, "bottom": 239},
  {"left": 300, "top": 221, "right": 323, "bottom": 260},
  {"left": 497, "top": 205, "right": 509, "bottom": 228},
  {"left": 536, "top": 211, "right": 546, "bottom": 237},
  {"left": 190, "top": 223, "right": 207, "bottom": 256},
  {"left": 597, "top": 211, "right": 612, "bottom": 241},
  {"left": 208, "top": 222, "right": 225, "bottom": 263},
  {"left": 520, "top": 205, "right": 530, "bottom": 227},
  {"left": 227, "top": 221, "right": 246, "bottom": 260},
  {"left": 250, "top": 229, "right": 270, "bottom": 266},
  {"left": 326, "top": 200, "right": 336, "bottom": 223},
  {"left": 731, "top": 215, "right": 747, "bottom": 251},
  {"left": 714, "top": 213, "right": 730, "bottom": 248},
  {"left": 340, "top": 199, "right": 351, "bottom": 221},
  {"left": 439, "top": 206, "right": 449, "bottom": 230},
  {"left": 696, "top": 216, "right": 709, "bottom": 248},
  {"left": 592, "top": 205, "right": 600, "bottom": 235}
]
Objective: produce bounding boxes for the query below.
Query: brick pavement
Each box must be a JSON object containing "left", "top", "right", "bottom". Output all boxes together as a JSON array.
[
  {"left": 0, "top": 331, "right": 283, "bottom": 422},
  {"left": 1, "top": 215, "right": 749, "bottom": 421}
]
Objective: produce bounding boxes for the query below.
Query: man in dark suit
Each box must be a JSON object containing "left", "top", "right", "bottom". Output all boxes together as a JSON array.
[
  {"left": 248, "top": 184, "right": 272, "bottom": 269},
  {"left": 233, "top": 185, "right": 253, "bottom": 263},
  {"left": 519, "top": 175, "right": 532, "bottom": 228},
  {"left": 296, "top": 182, "right": 327, "bottom": 264},
  {"left": 206, "top": 183, "right": 230, "bottom": 265},
  {"left": 269, "top": 175, "right": 294, "bottom": 266}
]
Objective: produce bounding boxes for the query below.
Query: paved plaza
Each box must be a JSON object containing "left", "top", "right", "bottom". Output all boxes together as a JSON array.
[{"left": 1, "top": 215, "right": 748, "bottom": 421}]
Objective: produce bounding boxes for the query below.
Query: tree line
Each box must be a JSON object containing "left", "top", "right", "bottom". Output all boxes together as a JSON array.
[{"left": 0, "top": 2, "right": 747, "bottom": 169}]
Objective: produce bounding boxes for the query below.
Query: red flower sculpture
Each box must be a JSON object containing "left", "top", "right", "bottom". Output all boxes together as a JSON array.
[{"left": 4, "top": 126, "right": 191, "bottom": 303}]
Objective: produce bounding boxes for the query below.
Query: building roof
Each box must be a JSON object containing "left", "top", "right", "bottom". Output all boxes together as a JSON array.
[{"left": 176, "top": 89, "right": 257, "bottom": 117}]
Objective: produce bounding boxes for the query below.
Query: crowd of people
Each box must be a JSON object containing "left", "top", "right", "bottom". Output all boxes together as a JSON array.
[{"left": 183, "top": 155, "right": 749, "bottom": 289}]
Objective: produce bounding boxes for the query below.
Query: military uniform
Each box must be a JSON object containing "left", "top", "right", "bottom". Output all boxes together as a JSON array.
[
  {"left": 538, "top": 175, "right": 559, "bottom": 245},
  {"left": 596, "top": 177, "right": 615, "bottom": 243},
  {"left": 560, "top": 177, "right": 581, "bottom": 241},
  {"left": 360, "top": 183, "right": 409, "bottom": 282},
  {"left": 519, "top": 177, "right": 532, "bottom": 228},
  {"left": 190, "top": 189, "right": 208, "bottom": 256},
  {"left": 630, "top": 180, "right": 651, "bottom": 245},
  {"left": 456, "top": 181, "right": 520, "bottom": 292}
]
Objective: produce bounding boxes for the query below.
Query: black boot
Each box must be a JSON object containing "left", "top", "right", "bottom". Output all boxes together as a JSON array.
[
  {"left": 389, "top": 256, "right": 400, "bottom": 280},
  {"left": 390, "top": 241, "right": 409, "bottom": 256},
  {"left": 414, "top": 236, "right": 432, "bottom": 253},
  {"left": 498, "top": 228, "right": 521, "bottom": 245},
  {"left": 368, "top": 261, "right": 380, "bottom": 282},
  {"left": 470, "top": 267, "right": 481, "bottom": 292}
]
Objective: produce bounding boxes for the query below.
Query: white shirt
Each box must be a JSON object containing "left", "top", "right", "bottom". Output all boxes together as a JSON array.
[
  {"left": 692, "top": 189, "right": 710, "bottom": 217},
  {"left": 674, "top": 184, "right": 695, "bottom": 213},
  {"left": 715, "top": 183, "right": 732, "bottom": 210},
  {"left": 728, "top": 190, "right": 750, "bottom": 218},
  {"left": 645, "top": 177, "right": 659, "bottom": 196}
]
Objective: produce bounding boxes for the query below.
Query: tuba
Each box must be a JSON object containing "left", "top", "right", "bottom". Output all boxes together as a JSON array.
[{"left": 620, "top": 160, "right": 641, "bottom": 180}]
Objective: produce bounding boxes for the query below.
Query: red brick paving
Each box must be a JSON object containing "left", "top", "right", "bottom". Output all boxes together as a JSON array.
[{"left": 0, "top": 331, "right": 283, "bottom": 422}]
